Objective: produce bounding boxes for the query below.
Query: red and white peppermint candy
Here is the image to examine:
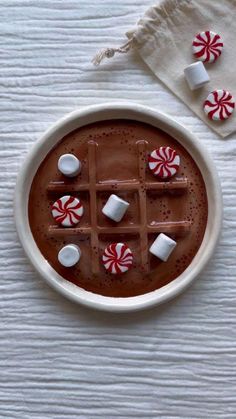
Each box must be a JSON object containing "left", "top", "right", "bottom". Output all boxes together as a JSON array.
[
  {"left": 51, "top": 195, "right": 84, "bottom": 227},
  {"left": 203, "top": 90, "right": 235, "bottom": 121},
  {"left": 148, "top": 147, "right": 180, "bottom": 179},
  {"left": 192, "top": 31, "right": 223, "bottom": 63},
  {"left": 102, "top": 243, "right": 133, "bottom": 274}
]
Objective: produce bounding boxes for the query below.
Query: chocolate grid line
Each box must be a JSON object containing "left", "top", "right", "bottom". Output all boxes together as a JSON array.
[
  {"left": 47, "top": 179, "right": 188, "bottom": 193},
  {"left": 88, "top": 141, "right": 100, "bottom": 274},
  {"left": 138, "top": 141, "right": 149, "bottom": 272},
  {"left": 47, "top": 141, "right": 191, "bottom": 274},
  {"left": 48, "top": 222, "right": 191, "bottom": 236}
]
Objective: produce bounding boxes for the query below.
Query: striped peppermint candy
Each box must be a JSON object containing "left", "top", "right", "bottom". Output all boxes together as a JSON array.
[
  {"left": 204, "top": 90, "right": 235, "bottom": 121},
  {"left": 51, "top": 195, "right": 84, "bottom": 227},
  {"left": 192, "top": 31, "right": 223, "bottom": 63},
  {"left": 102, "top": 243, "right": 133, "bottom": 274},
  {"left": 148, "top": 147, "right": 180, "bottom": 179}
]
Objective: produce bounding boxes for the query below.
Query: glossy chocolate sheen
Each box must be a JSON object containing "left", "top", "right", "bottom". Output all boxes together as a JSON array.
[{"left": 28, "top": 120, "right": 208, "bottom": 297}]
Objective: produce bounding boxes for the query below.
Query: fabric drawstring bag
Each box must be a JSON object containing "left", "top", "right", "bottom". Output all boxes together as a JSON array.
[{"left": 93, "top": 0, "right": 236, "bottom": 138}]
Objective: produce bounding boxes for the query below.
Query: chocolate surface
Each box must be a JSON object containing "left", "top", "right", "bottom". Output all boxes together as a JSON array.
[{"left": 28, "top": 120, "right": 208, "bottom": 297}]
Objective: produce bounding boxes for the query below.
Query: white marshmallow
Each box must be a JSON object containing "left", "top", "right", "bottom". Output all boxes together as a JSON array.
[
  {"left": 149, "top": 233, "right": 176, "bottom": 262},
  {"left": 184, "top": 62, "right": 210, "bottom": 91},
  {"left": 102, "top": 194, "right": 130, "bottom": 222},
  {"left": 58, "top": 154, "right": 81, "bottom": 177},
  {"left": 58, "top": 244, "right": 81, "bottom": 267}
]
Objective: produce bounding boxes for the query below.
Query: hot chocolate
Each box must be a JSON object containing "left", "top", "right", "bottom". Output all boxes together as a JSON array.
[{"left": 28, "top": 120, "right": 208, "bottom": 297}]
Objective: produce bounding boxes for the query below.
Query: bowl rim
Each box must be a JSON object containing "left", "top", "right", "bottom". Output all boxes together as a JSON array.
[{"left": 14, "top": 102, "right": 223, "bottom": 312}]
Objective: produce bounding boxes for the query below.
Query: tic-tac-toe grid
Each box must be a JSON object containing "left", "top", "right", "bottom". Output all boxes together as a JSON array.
[{"left": 47, "top": 140, "right": 191, "bottom": 274}]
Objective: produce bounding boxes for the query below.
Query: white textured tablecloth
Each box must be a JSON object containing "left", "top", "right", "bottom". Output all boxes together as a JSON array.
[{"left": 1, "top": 1, "right": 236, "bottom": 418}]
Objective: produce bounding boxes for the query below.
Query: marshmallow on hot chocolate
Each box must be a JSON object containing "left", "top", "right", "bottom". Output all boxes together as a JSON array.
[
  {"left": 102, "top": 194, "right": 129, "bottom": 222},
  {"left": 58, "top": 154, "right": 81, "bottom": 177},
  {"left": 149, "top": 233, "right": 176, "bottom": 262},
  {"left": 58, "top": 244, "right": 81, "bottom": 267}
]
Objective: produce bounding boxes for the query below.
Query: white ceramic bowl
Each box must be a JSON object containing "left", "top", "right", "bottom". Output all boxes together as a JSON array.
[{"left": 15, "top": 103, "right": 222, "bottom": 312}]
